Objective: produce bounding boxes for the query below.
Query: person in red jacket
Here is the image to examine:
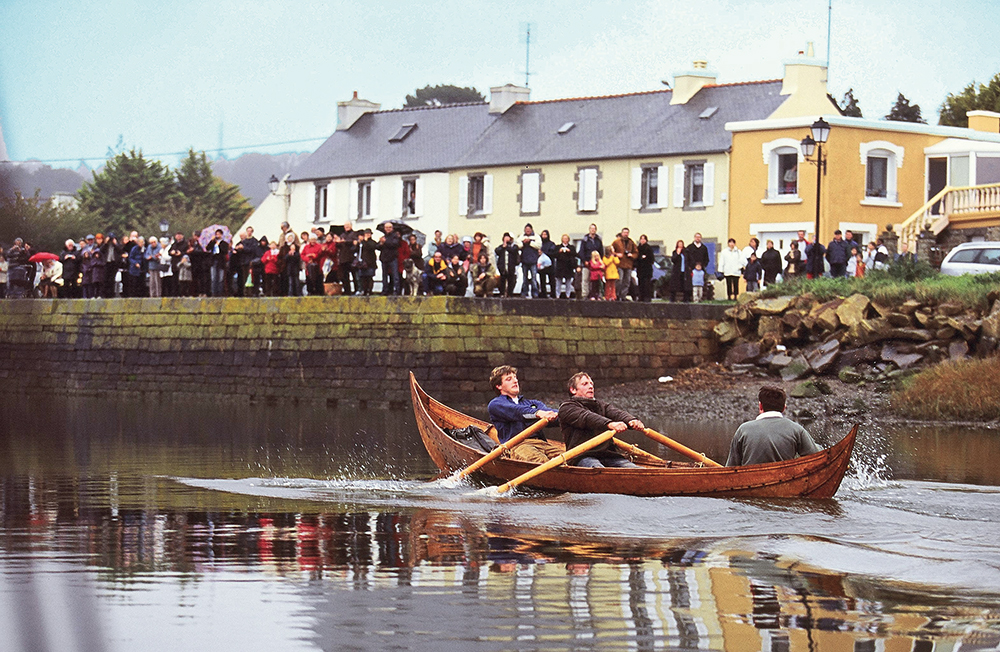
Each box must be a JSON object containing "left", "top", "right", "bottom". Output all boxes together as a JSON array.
[{"left": 300, "top": 234, "right": 325, "bottom": 296}]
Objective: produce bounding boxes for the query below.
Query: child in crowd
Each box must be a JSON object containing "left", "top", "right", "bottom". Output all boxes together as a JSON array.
[
  {"left": 601, "top": 246, "right": 620, "bottom": 301},
  {"left": 854, "top": 251, "right": 866, "bottom": 278},
  {"left": 743, "top": 252, "right": 763, "bottom": 292},
  {"left": 177, "top": 254, "right": 193, "bottom": 297},
  {"left": 691, "top": 261, "right": 705, "bottom": 302},
  {"left": 261, "top": 240, "right": 281, "bottom": 296},
  {"left": 586, "top": 250, "right": 605, "bottom": 301}
]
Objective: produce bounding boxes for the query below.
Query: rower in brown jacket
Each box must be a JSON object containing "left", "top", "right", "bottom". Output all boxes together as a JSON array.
[{"left": 558, "top": 372, "right": 644, "bottom": 468}]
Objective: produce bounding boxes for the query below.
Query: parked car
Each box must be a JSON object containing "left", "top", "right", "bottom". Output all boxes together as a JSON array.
[{"left": 939, "top": 242, "right": 1000, "bottom": 276}]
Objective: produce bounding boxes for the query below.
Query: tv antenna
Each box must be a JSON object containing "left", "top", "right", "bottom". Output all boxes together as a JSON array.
[{"left": 520, "top": 22, "right": 535, "bottom": 88}]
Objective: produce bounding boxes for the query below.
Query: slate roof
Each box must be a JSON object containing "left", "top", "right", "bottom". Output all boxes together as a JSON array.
[
  {"left": 293, "top": 102, "right": 497, "bottom": 182},
  {"left": 292, "top": 81, "right": 786, "bottom": 182}
]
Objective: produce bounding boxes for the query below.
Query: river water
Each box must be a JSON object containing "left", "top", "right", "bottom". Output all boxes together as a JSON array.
[{"left": 1, "top": 395, "right": 998, "bottom": 652}]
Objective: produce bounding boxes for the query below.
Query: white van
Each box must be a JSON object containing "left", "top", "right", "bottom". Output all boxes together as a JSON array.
[{"left": 939, "top": 242, "right": 1000, "bottom": 276}]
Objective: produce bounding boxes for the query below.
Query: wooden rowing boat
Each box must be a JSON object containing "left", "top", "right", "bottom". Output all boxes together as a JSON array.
[{"left": 410, "top": 372, "right": 857, "bottom": 499}]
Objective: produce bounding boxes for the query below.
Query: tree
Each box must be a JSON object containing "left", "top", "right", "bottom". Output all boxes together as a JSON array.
[
  {"left": 0, "top": 189, "right": 103, "bottom": 253},
  {"left": 839, "top": 88, "right": 862, "bottom": 117},
  {"left": 885, "top": 92, "right": 926, "bottom": 123},
  {"left": 404, "top": 84, "right": 485, "bottom": 108},
  {"left": 77, "top": 149, "right": 178, "bottom": 235},
  {"left": 939, "top": 72, "right": 1000, "bottom": 127},
  {"left": 174, "top": 148, "right": 252, "bottom": 226}
]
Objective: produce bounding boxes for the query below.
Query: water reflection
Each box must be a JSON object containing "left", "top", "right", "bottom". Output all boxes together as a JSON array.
[
  {"left": 3, "top": 471, "right": 1000, "bottom": 652},
  {"left": 2, "top": 395, "right": 999, "bottom": 651}
]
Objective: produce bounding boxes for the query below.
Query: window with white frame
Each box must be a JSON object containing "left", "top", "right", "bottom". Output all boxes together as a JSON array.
[
  {"left": 357, "top": 180, "right": 373, "bottom": 219},
  {"left": 859, "top": 141, "right": 904, "bottom": 205},
  {"left": 577, "top": 167, "right": 598, "bottom": 213},
  {"left": 762, "top": 138, "right": 803, "bottom": 203},
  {"left": 630, "top": 165, "right": 663, "bottom": 210},
  {"left": 314, "top": 183, "right": 329, "bottom": 222},
  {"left": 865, "top": 155, "right": 889, "bottom": 198},
  {"left": 400, "top": 177, "right": 422, "bottom": 218},
  {"left": 459, "top": 173, "right": 493, "bottom": 217},
  {"left": 673, "top": 161, "right": 714, "bottom": 209}
]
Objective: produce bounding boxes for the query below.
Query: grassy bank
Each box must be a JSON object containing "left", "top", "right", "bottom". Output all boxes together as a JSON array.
[
  {"left": 755, "top": 262, "right": 1000, "bottom": 311},
  {"left": 892, "top": 356, "right": 1000, "bottom": 421}
]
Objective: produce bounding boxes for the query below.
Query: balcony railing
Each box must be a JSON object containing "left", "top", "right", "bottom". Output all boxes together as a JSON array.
[{"left": 897, "top": 183, "right": 1000, "bottom": 252}]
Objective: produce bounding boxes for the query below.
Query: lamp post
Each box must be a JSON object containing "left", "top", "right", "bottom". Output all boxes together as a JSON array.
[
  {"left": 800, "top": 117, "right": 830, "bottom": 244},
  {"left": 159, "top": 218, "right": 169, "bottom": 235},
  {"left": 268, "top": 174, "right": 291, "bottom": 224}
]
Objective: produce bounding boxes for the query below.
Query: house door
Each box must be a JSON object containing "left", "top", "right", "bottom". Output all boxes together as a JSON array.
[{"left": 928, "top": 157, "right": 947, "bottom": 215}]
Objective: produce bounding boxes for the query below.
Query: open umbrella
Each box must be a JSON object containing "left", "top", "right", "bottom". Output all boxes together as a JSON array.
[
  {"left": 28, "top": 252, "right": 59, "bottom": 263},
  {"left": 198, "top": 225, "right": 232, "bottom": 249},
  {"left": 377, "top": 220, "right": 414, "bottom": 237}
]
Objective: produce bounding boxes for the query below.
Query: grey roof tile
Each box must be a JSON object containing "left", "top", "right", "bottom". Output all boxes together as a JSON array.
[{"left": 292, "top": 81, "right": 785, "bottom": 181}]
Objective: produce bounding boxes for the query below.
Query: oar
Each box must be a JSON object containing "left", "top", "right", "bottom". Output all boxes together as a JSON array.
[
  {"left": 439, "top": 417, "right": 552, "bottom": 488},
  {"left": 641, "top": 428, "right": 723, "bottom": 468},
  {"left": 480, "top": 428, "right": 617, "bottom": 496},
  {"left": 611, "top": 438, "right": 667, "bottom": 464}
]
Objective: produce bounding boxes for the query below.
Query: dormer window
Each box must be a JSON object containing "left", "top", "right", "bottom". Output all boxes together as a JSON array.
[{"left": 389, "top": 123, "right": 416, "bottom": 142}]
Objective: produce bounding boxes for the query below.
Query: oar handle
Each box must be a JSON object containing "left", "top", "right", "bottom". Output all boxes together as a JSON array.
[
  {"left": 641, "top": 428, "right": 723, "bottom": 468},
  {"left": 611, "top": 437, "right": 667, "bottom": 464},
  {"left": 453, "top": 417, "right": 552, "bottom": 481},
  {"left": 495, "top": 429, "right": 616, "bottom": 495}
]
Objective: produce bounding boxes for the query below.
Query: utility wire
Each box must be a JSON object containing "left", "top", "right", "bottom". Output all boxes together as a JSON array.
[{"left": 7, "top": 136, "right": 329, "bottom": 165}]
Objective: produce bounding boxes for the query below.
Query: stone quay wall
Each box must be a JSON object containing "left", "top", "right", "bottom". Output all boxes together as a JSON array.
[{"left": 0, "top": 297, "right": 724, "bottom": 406}]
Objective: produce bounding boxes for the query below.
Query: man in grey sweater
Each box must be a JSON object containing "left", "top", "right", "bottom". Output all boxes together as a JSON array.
[{"left": 727, "top": 385, "right": 821, "bottom": 466}]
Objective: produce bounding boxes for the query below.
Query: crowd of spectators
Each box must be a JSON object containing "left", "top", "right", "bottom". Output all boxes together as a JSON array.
[{"left": 0, "top": 222, "right": 910, "bottom": 301}]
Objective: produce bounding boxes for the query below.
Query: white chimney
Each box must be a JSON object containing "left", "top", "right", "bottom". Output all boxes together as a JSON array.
[
  {"left": 670, "top": 60, "right": 717, "bottom": 105},
  {"left": 337, "top": 91, "right": 381, "bottom": 131},
  {"left": 489, "top": 84, "right": 530, "bottom": 114}
]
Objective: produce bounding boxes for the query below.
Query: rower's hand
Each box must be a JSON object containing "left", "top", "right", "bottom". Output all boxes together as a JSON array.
[
  {"left": 608, "top": 421, "right": 628, "bottom": 433},
  {"left": 536, "top": 410, "right": 558, "bottom": 420},
  {"left": 627, "top": 419, "right": 645, "bottom": 431}
]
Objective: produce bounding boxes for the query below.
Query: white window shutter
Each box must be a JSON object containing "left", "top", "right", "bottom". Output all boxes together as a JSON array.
[
  {"left": 458, "top": 176, "right": 469, "bottom": 216},
  {"left": 703, "top": 162, "right": 715, "bottom": 206},
  {"left": 577, "top": 173, "right": 587, "bottom": 211},
  {"left": 370, "top": 179, "right": 379, "bottom": 219},
  {"left": 580, "top": 168, "right": 597, "bottom": 212},
  {"left": 521, "top": 172, "right": 538, "bottom": 213},
  {"left": 673, "top": 164, "right": 685, "bottom": 208},
  {"left": 349, "top": 180, "right": 358, "bottom": 219},
  {"left": 631, "top": 167, "right": 642, "bottom": 210},
  {"left": 657, "top": 165, "right": 666, "bottom": 206},
  {"left": 483, "top": 174, "right": 494, "bottom": 214},
  {"left": 414, "top": 177, "right": 424, "bottom": 217}
]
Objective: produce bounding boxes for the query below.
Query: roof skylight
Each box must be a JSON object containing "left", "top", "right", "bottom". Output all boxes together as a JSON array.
[
  {"left": 557, "top": 122, "right": 575, "bottom": 134},
  {"left": 389, "top": 123, "right": 417, "bottom": 142}
]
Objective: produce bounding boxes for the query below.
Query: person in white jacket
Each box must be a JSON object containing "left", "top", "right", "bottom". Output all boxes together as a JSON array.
[{"left": 718, "top": 238, "right": 744, "bottom": 301}]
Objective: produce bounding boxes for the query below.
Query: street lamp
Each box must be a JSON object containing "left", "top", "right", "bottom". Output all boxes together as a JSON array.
[
  {"left": 159, "top": 218, "right": 169, "bottom": 235},
  {"left": 800, "top": 118, "right": 830, "bottom": 243},
  {"left": 268, "top": 174, "right": 291, "bottom": 224}
]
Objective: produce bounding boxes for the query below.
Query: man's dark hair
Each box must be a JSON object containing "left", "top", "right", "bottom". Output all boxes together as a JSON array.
[
  {"left": 490, "top": 365, "right": 517, "bottom": 392},
  {"left": 567, "top": 372, "right": 590, "bottom": 393},
  {"left": 834, "top": 230, "right": 842, "bottom": 235},
  {"left": 758, "top": 385, "right": 786, "bottom": 413}
]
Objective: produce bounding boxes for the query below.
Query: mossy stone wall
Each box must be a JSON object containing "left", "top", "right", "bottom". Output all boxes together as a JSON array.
[{"left": 0, "top": 297, "right": 724, "bottom": 405}]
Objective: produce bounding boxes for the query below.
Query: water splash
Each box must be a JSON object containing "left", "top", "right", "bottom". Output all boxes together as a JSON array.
[{"left": 841, "top": 422, "right": 894, "bottom": 491}]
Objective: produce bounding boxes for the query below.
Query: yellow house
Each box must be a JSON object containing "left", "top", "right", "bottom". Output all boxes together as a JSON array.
[{"left": 726, "top": 111, "right": 1000, "bottom": 254}]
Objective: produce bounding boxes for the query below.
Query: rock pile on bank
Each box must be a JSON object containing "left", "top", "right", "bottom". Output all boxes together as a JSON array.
[{"left": 714, "top": 290, "right": 1000, "bottom": 389}]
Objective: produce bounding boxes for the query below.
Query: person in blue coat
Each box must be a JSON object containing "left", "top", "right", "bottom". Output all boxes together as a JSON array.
[
  {"left": 826, "top": 230, "right": 851, "bottom": 278},
  {"left": 487, "top": 365, "right": 561, "bottom": 463}
]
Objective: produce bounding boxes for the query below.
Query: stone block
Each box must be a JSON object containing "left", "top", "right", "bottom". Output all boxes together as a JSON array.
[
  {"left": 836, "top": 294, "right": 871, "bottom": 328},
  {"left": 806, "top": 339, "right": 840, "bottom": 373},
  {"left": 751, "top": 295, "right": 796, "bottom": 316},
  {"left": 780, "top": 356, "right": 811, "bottom": 381}
]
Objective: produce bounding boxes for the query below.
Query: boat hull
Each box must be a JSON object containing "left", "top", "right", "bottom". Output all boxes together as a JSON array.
[{"left": 410, "top": 373, "right": 856, "bottom": 499}]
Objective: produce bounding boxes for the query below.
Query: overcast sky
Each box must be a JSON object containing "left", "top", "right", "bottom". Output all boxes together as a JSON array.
[{"left": 1, "top": 0, "right": 997, "bottom": 170}]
